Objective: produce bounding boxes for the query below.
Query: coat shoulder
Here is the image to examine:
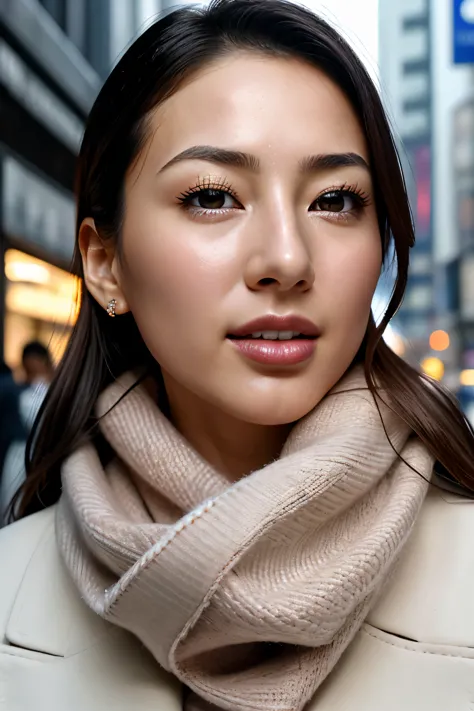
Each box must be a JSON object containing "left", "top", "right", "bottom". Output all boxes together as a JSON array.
[
  {"left": 367, "top": 485, "right": 474, "bottom": 645},
  {"left": 310, "top": 487, "right": 474, "bottom": 710},
  {"left": 0, "top": 507, "right": 182, "bottom": 711},
  {"left": 0, "top": 507, "right": 54, "bottom": 638}
]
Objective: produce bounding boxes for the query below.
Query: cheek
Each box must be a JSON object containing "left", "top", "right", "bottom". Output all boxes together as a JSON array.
[
  {"left": 324, "top": 232, "right": 381, "bottom": 328},
  {"left": 117, "top": 219, "right": 237, "bottom": 361},
  {"left": 124, "top": 245, "right": 210, "bottom": 323}
]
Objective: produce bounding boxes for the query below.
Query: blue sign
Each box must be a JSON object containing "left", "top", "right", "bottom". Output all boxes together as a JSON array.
[{"left": 454, "top": 0, "right": 474, "bottom": 63}]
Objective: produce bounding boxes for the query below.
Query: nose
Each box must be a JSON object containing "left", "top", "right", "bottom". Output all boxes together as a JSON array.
[{"left": 244, "top": 209, "right": 315, "bottom": 293}]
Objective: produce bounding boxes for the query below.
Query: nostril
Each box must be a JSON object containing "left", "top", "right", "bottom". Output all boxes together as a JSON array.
[{"left": 258, "top": 278, "right": 277, "bottom": 287}]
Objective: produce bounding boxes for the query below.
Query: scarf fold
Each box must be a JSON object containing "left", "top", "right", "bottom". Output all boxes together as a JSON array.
[{"left": 57, "top": 367, "right": 433, "bottom": 711}]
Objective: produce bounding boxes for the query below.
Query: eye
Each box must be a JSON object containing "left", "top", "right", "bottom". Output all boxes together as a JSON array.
[
  {"left": 183, "top": 188, "right": 239, "bottom": 211},
  {"left": 310, "top": 190, "right": 360, "bottom": 213}
]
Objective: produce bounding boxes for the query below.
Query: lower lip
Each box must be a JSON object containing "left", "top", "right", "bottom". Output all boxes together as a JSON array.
[{"left": 228, "top": 338, "right": 316, "bottom": 365}]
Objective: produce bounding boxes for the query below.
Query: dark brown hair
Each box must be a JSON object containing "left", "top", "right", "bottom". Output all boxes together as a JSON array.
[{"left": 15, "top": 0, "right": 474, "bottom": 519}]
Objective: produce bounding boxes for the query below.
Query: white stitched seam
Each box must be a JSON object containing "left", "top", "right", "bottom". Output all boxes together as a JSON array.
[{"left": 362, "top": 627, "right": 474, "bottom": 659}]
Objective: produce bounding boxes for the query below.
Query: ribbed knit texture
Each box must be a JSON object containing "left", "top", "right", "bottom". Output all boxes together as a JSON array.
[{"left": 56, "top": 367, "right": 433, "bottom": 711}]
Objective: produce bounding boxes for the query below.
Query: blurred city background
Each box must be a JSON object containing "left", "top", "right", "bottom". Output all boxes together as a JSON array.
[{"left": 0, "top": 0, "right": 474, "bottom": 417}]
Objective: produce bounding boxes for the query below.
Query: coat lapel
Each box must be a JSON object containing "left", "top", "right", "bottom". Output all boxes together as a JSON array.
[{"left": 5, "top": 508, "right": 112, "bottom": 657}]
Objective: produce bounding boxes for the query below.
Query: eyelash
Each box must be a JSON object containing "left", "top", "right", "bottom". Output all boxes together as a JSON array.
[
  {"left": 311, "top": 183, "right": 370, "bottom": 222},
  {"left": 176, "top": 179, "right": 370, "bottom": 220},
  {"left": 318, "top": 183, "right": 370, "bottom": 205},
  {"left": 177, "top": 178, "right": 240, "bottom": 210}
]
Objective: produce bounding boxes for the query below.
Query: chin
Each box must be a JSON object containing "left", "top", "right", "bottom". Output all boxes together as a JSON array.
[{"left": 227, "top": 391, "right": 322, "bottom": 427}]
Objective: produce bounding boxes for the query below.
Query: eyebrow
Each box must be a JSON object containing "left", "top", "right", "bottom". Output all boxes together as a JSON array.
[
  {"left": 299, "top": 152, "right": 370, "bottom": 173},
  {"left": 158, "top": 145, "right": 370, "bottom": 175},
  {"left": 159, "top": 146, "right": 260, "bottom": 173}
]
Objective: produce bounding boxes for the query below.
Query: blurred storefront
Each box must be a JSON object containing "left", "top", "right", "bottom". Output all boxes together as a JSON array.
[
  {"left": 3, "top": 249, "right": 79, "bottom": 370},
  {"left": 0, "top": 139, "right": 79, "bottom": 372},
  {"left": 0, "top": 159, "right": 77, "bottom": 367},
  {"left": 0, "top": 150, "right": 79, "bottom": 368},
  {"left": 0, "top": 0, "right": 95, "bottom": 367},
  {"left": 0, "top": 0, "right": 163, "bottom": 369}
]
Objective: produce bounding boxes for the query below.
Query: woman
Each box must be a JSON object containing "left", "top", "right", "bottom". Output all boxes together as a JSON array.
[{"left": 1, "top": 1, "right": 473, "bottom": 709}]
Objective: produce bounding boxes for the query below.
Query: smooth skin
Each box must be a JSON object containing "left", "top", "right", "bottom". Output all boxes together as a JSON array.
[{"left": 80, "top": 53, "right": 382, "bottom": 480}]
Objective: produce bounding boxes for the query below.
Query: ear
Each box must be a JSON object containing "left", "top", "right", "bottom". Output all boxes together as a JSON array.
[{"left": 79, "top": 218, "right": 130, "bottom": 316}]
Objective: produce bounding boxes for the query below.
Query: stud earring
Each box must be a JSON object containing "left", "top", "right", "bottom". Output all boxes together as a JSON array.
[{"left": 106, "top": 298, "right": 117, "bottom": 318}]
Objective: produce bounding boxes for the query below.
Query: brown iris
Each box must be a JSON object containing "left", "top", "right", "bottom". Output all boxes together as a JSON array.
[
  {"left": 195, "top": 189, "right": 226, "bottom": 209},
  {"left": 313, "top": 191, "right": 346, "bottom": 212}
]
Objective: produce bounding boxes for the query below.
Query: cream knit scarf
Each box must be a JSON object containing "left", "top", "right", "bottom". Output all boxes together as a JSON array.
[{"left": 57, "top": 367, "right": 433, "bottom": 711}]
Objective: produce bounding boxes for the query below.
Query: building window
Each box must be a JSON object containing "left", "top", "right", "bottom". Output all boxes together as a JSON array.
[
  {"left": 403, "top": 97, "right": 430, "bottom": 113},
  {"left": 65, "top": 0, "right": 87, "bottom": 56},
  {"left": 38, "top": 0, "right": 67, "bottom": 32},
  {"left": 402, "top": 16, "right": 429, "bottom": 31},
  {"left": 84, "top": 0, "right": 111, "bottom": 78},
  {"left": 402, "top": 58, "right": 429, "bottom": 76}
]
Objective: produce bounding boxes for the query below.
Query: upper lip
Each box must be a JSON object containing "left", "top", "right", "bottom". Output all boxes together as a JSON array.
[{"left": 229, "top": 315, "right": 320, "bottom": 337}]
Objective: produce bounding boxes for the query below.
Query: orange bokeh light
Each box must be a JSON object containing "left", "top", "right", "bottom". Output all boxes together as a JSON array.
[{"left": 429, "top": 330, "right": 450, "bottom": 352}]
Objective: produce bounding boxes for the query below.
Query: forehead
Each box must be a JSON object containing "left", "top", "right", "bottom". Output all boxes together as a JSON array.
[{"left": 142, "top": 53, "right": 368, "bottom": 168}]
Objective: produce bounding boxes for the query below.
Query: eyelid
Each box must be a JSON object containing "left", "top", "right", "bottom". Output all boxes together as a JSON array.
[
  {"left": 308, "top": 183, "right": 371, "bottom": 223},
  {"left": 177, "top": 176, "right": 240, "bottom": 202},
  {"left": 313, "top": 182, "right": 370, "bottom": 204}
]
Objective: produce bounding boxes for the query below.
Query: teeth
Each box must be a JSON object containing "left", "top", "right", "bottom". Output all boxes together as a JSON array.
[{"left": 249, "top": 331, "right": 302, "bottom": 340}]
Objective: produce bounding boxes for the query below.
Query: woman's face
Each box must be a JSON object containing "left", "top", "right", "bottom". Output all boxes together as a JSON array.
[{"left": 114, "top": 54, "right": 381, "bottom": 425}]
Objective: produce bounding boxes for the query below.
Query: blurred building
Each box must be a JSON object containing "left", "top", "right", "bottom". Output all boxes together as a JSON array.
[
  {"left": 379, "top": 0, "right": 474, "bottom": 397},
  {"left": 379, "top": 0, "right": 434, "bottom": 357},
  {"left": 0, "top": 0, "right": 162, "bottom": 369}
]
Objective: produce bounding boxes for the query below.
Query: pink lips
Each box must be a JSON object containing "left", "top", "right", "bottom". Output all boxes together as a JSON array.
[{"left": 227, "top": 315, "right": 319, "bottom": 366}]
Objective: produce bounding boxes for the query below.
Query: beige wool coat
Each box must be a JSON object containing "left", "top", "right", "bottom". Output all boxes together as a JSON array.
[{"left": 0, "top": 486, "right": 473, "bottom": 710}]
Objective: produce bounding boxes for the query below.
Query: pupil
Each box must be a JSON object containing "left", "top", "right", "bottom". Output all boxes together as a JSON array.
[
  {"left": 319, "top": 193, "right": 344, "bottom": 212},
  {"left": 199, "top": 189, "right": 225, "bottom": 209}
]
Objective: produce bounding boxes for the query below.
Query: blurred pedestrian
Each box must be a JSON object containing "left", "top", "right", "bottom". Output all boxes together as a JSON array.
[
  {"left": 20, "top": 341, "right": 53, "bottom": 431},
  {"left": 21, "top": 340, "right": 54, "bottom": 387},
  {"left": 0, "top": 359, "right": 26, "bottom": 487},
  {"left": 1, "top": 342, "right": 53, "bottom": 523}
]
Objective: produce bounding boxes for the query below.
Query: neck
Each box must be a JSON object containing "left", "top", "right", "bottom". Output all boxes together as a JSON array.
[{"left": 161, "top": 375, "right": 292, "bottom": 481}]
